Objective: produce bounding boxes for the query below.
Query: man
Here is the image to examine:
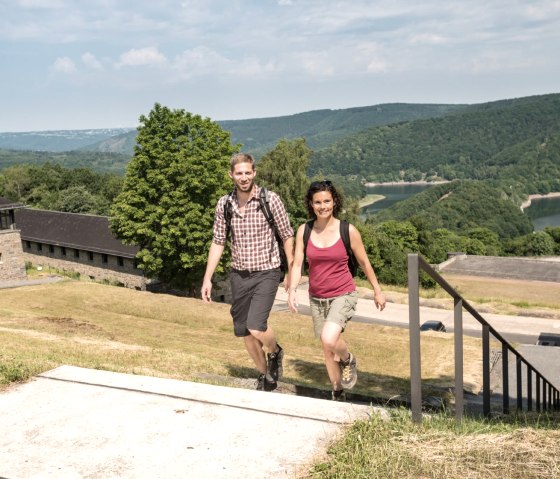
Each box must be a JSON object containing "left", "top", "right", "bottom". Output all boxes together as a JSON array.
[{"left": 201, "top": 153, "right": 294, "bottom": 392}]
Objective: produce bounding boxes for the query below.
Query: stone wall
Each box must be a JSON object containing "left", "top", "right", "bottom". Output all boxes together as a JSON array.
[
  {"left": 0, "top": 230, "right": 27, "bottom": 281},
  {"left": 22, "top": 240, "right": 148, "bottom": 290}
]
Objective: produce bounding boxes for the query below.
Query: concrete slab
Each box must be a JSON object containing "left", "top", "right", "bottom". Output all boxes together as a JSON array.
[{"left": 0, "top": 365, "right": 379, "bottom": 479}]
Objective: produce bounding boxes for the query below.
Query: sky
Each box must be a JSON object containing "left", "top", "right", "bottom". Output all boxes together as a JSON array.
[{"left": 1, "top": 0, "right": 560, "bottom": 132}]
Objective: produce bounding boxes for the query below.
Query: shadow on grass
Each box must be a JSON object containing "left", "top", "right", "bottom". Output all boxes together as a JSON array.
[{"left": 223, "top": 359, "right": 454, "bottom": 411}]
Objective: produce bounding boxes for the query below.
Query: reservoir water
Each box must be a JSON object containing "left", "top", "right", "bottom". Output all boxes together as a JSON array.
[
  {"left": 361, "top": 184, "right": 560, "bottom": 230},
  {"left": 526, "top": 196, "right": 560, "bottom": 231},
  {"left": 361, "top": 184, "right": 432, "bottom": 215}
]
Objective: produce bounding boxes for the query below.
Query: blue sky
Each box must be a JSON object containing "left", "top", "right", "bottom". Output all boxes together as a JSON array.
[{"left": 1, "top": 0, "right": 559, "bottom": 132}]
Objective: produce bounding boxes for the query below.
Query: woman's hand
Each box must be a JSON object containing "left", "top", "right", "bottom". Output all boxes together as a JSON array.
[{"left": 374, "top": 291, "right": 386, "bottom": 311}]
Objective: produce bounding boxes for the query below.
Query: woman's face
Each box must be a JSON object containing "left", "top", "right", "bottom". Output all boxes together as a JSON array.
[{"left": 311, "top": 190, "right": 334, "bottom": 219}]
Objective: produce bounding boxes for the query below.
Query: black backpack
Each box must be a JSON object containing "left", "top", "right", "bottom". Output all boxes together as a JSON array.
[
  {"left": 303, "top": 219, "right": 358, "bottom": 277},
  {"left": 223, "top": 187, "right": 288, "bottom": 275}
]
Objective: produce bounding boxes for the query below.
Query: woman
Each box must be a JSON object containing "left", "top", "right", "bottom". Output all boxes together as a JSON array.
[{"left": 288, "top": 180, "right": 386, "bottom": 401}]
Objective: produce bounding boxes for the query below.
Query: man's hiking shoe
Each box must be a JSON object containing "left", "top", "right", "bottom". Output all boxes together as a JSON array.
[
  {"left": 256, "top": 373, "right": 277, "bottom": 392},
  {"left": 266, "top": 344, "right": 284, "bottom": 382},
  {"left": 340, "top": 353, "right": 357, "bottom": 390},
  {"left": 256, "top": 374, "right": 266, "bottom": 391},
  {"left": 332, "top": 389, "right": 346, "bottom": 402}
]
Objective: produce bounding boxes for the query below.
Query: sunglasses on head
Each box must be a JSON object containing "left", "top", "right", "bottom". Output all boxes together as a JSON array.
[{"left": 310, "top": 180, "right": 332, "bottom": 188}]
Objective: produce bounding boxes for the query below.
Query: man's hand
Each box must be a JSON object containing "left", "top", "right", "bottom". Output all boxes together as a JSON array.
[
  {"left": 287, "top": 289, "right": 298, "bottom": 313},
  {"left": 201, "top": 279, "right": 213, "bottom": 303}
]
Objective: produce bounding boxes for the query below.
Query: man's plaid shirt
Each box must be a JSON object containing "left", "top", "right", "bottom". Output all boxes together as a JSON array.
[{"left": 212, "top": 185, "right": 294, "bottom": 272}]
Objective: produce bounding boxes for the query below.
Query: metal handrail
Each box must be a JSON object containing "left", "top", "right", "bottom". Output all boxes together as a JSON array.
[{"left": 408, "top": 253, "right": 560, "bottom": 422}]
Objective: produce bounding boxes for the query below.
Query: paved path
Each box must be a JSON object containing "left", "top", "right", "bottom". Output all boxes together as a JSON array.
[
  {"left": 0, "top": 275, "right": 63, "bottom": 289},
  {"left": 273, "top": 282, "right": 560, "bottom": 342},
  {"left": 0, "top": 365, "right": 379, "bottom": 479}
]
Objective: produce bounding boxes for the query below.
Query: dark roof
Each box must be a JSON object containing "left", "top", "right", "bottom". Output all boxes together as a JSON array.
[
  {"left": 15, "top": 208, "right": 139, "bottom": 258},
  {"left": 0, "top": 197, "right": 25, "bottom": 211}
]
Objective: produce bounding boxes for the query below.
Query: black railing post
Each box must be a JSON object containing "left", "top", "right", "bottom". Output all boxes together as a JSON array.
[
  {"left": 527, "top": 366, "right": 533, "bottom": 412},
  {"left": 454, "top": 297, "right": 464, "bottom": 421},
  {"left": 516, "top": 356, "right": 522, "bottom": 411},
  {"left": 502, "top": 343, "right": 509, "bottom": 414},
  {"left": 536, "top": 375, "right": 541, "bottom": 412},
  {"left": 408, "top": 254, "right": 422, "bottom": 423},
  {"left": 542, "top": 380, "right": 547, "bottom": 412},
  {"left": 482, "top": 324, "right": 491, "bottom": 417}
]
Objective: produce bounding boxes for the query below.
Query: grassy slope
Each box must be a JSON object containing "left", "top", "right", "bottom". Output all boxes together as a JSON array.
[
  {"left": 0, "top": 280, "right": 483, "bottom": 399},
  {"left": 2, "top": 277, "right": 559, "bottom": 478}
]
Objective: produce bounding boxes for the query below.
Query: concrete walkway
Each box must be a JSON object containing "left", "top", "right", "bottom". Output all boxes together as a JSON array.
[
  {"left": 274, "top": 281, "right": 560, "bottom": 341},
  {"left": 0, "top": 365, "right": 379, "bottom": 479}
]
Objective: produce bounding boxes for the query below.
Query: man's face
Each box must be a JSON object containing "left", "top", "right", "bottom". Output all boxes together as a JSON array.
[{"left": 228, "top": 162, "right": 256, "bottom": 193}]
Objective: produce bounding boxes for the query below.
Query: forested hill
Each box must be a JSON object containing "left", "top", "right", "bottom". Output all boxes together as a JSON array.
[
  {"left": 0, "top": 128, "right": 133, "bottom": 152},
  {"left": 372, "top": 180, "right": 534, "bottom": 240},
  {"left": 309, "top": 93, "right": 560, "bottom": 189},
  {"left": 2, "top": 103, "right": 466, "bottom": 156},
  {"left": 218, "top": 103, "right": 466, "bottom": 158}
]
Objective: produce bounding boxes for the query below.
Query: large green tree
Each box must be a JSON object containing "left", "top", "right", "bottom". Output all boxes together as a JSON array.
[
  {"left": 256, "top": 138, "right": 311, "bottom": 227},
  {"left": 110, "top": 103, "right": 238, "bottom": 291}
]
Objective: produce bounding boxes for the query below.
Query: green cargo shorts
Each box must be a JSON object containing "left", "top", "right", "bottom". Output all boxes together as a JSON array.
[{"left": 309, "top": 290, "right": 358, "bottom": 339}]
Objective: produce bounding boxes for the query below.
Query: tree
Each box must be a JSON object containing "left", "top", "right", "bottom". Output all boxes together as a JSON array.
[
  {"left": 110, "top": 103, "right": 238, "bottom": 291},
  {"left": 54, "top": 185, "right": 100, "bottom": 214},
  {"left": 256, "top": 138, "right": 311, "bottom": 227}
]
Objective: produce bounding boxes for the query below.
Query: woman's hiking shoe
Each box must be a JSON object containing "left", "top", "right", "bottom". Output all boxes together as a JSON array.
[
  {"left": 340, "top": 353, "right": 357, "bottom": 389},
  {"left": 256, "top": 373, "right": 277, "bottom": 392},
  {"left": 266, "top": 344, "right": 284, "bottom": 382},
  {"left": 332, "top": 389, "right": 346, "bottom": 401}
]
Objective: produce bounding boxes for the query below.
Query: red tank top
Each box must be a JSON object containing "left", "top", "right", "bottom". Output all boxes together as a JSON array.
[{"left": 307, "top": 237, "right": 355, "bottom": 298}]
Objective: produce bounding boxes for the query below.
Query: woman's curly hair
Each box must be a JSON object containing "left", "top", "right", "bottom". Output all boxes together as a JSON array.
[{"left": 305, "top": 180, "right": 343, "bottom": 219}]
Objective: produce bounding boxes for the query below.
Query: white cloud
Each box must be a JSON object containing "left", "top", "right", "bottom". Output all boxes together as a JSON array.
[
  {"left": 18, "top": 0, "right": 63, "bottom": 8},
  {"left": 354, "top": 42, "right": 387, "bottom": 74},
  {"left": 277, "top": 0, "right": 294, "bottom": 5},
  {"left": 298, "top": 51, "right": 335, "bottom": 76},
  {"left": 173, "top": 46, "right": 230, "bottom": 77},
  {"left": 410, "top": 33, "right": 448, "bottom": 45},
  {"left": 116, "top": 47, "right": 167, "bottom": 68},
  {"left": 172, "top": 46, "right": 281, "bottom": 79},
  {"left": 81, "top": 52, "right": 102, "bottom": 70},
  {"left": 52, "top": 56, "right": 76, "bottom": 74}
]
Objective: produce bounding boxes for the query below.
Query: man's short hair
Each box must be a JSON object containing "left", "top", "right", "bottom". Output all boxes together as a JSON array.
[{"left": 230, "top": 153, "right": 255, "bottom": 171}]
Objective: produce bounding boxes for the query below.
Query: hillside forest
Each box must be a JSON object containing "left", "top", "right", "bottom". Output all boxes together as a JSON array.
[{"left": 1, "top": 93, "right": 560, "bottom": 287}]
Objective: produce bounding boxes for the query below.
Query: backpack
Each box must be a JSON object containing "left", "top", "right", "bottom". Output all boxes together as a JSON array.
[
  {"left": 303, "top": 219, "right": 358, "bottom": 277},
  {"left": 223, "top": 187, "right": 288, "bottom": 276}
]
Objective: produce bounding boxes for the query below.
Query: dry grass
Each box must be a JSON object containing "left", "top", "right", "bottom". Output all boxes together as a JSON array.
[
  {"left": 310, "top": 410, "right": 560, "bottom": 479},
  {"left": 357, "top": 274, "right": 560, "bottom": 319},
  {"left": 0, "top": 279, "right": 482, "bottom": 400}
]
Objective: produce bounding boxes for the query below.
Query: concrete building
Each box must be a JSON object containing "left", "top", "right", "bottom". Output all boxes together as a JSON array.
[
  {"left": 14, "top": 207, "right": 149, "bottom": 290},
  {"left": 0, "top": 198, "right": 27, "bottom": 282}
]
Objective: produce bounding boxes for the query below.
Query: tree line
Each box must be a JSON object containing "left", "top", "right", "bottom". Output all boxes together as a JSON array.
[{"left": 0, "top": 162, "right": 122, "bottom": 215}]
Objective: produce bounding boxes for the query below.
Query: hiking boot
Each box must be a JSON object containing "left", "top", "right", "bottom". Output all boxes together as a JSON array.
[
  {"left": 266, "top": 344, "right": 284, "bottom": 382},
  {"left": 264, "top": 378, "right": 277, "bottom": 392},
  {"left": 340, "top": 353, "right": 357, "bottom": 390},
  {"left": 332, "top": 389, "right": 346, "bottom": 402},
  {"left": 256, "top": 373, "right": 266, "bottom": 391},
  {"left": 256, "top": 373, "right": 277, "bottom": 392}
]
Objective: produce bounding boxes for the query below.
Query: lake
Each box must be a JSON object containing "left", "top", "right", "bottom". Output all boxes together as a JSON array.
[
  {"left": 526, "top": 196, "right": 560, "bottom": 231},
  {"left": 361, "top": 183, "right": 560, "bottom": 230},
  {"left": 360, "top": 184, "right": 433, "bottom": 215}
]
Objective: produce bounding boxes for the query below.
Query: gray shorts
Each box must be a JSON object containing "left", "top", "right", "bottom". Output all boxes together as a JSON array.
[
  {"left": 309, "top": 291, "right": 358, "bottom": 339},
  {"left": 230, "top": 268, "right": 281, "bottom": 337}
]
